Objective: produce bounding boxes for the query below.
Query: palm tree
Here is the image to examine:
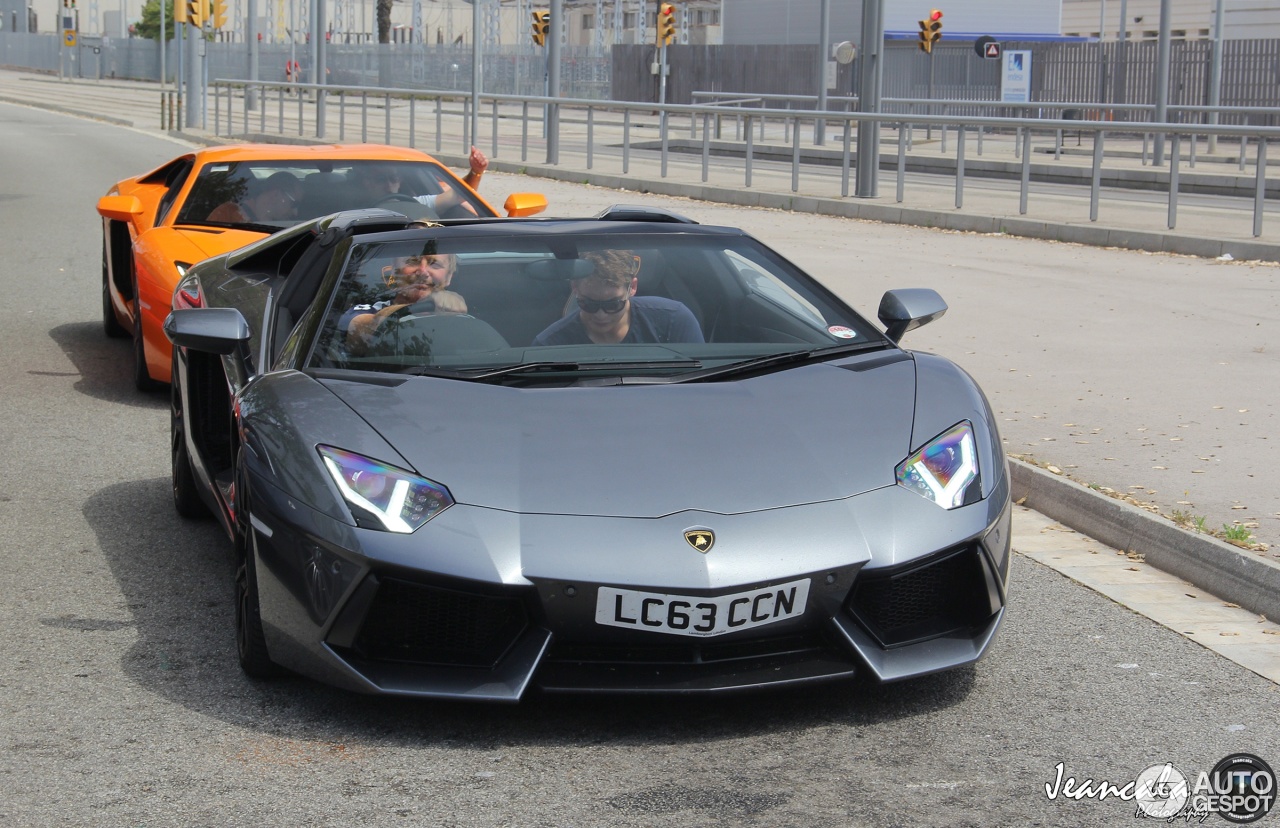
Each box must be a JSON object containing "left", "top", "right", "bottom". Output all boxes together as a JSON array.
[{"left": 377, "top": 0, "right": 392, "bottom": 42}]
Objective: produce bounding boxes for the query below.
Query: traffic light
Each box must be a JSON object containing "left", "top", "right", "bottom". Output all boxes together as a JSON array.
[
  {"left": 174, "top": 0, "right": 186, "bottom": 24},
  {"left": 186, "top": 0, "right": 205, "bottom": 27},
  {"left": 531, "top": 9, "right": 549, "bottom": 47},
  {"left": 211, "top": 0, "right": 227, "bottom": 29},
  {"left": 658, "top": 3, "right": 676, "bottom": 46},
  {"left": 918, "top": 9, "right": 943, "bottom": 54}
]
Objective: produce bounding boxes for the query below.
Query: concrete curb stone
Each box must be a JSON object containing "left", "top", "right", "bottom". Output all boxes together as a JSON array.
[{"left": 1009, "top": 458, "right": 1280, "bottom": 623}]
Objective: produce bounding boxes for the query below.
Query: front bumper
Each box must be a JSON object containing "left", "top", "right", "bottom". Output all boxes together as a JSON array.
[{"left": 247, "top": 473, "right": 1012, "bottom": 700}]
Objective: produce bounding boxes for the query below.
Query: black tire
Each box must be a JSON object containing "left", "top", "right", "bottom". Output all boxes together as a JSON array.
[
  {"left": 170, "top": 368, "right": 208, "bottom": 519},
  {"left": 102, "top": 239, "right": 127, "bottom": 339},
  {"left": 235, "top": 558, "right": 279, "bottom": 678}
]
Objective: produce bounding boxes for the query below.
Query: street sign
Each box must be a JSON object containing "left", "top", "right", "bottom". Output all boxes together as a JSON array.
[
  {"left": 1001, "top": 50, "right": 1032, "bottom": 103},
  {"left": 63, "top": 29, "right": 76, "bottom": 47},
  {"left": 975, "top": 35, "right": 1000, "bottom": 60},
  {"left": 984, "top": 42, "right": 1001, "bottom": 60}
]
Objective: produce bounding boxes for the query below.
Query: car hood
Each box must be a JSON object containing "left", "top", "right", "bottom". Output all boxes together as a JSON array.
[
  {"left": 321, "top": 355, "right": 918, "bottom": 518},
  {"left": 169, "top": 225, "right": 268, "bottom": 261}
]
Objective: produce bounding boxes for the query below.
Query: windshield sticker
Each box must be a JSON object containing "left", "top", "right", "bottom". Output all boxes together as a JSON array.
[{"left": 828, "top": 326, "right": 857, "bottom": 339}]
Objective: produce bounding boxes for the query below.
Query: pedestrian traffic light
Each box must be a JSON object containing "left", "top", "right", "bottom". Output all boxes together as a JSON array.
[
  {"left": 658, "top": 3, "right": 676, "bottom": 46},
  {"left": 531, "top": 9, "right": 549, "bottom": 47},
  {"left": 211, "top": 0, "right": 227, "bottom": 29},
  {"left": 918, "top": 9, "right": 943, "bottom": 53},
  {"left": 186, "top": 0, "right": 205, "bottom": 27}
]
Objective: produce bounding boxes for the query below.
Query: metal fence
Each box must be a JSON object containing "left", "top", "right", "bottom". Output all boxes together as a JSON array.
[
  {"left": 210, "top": 78, "right": 1279, "bottom": 239},
  {"left": 6, "top": 31, "right": 1280, "bottom": 117}
]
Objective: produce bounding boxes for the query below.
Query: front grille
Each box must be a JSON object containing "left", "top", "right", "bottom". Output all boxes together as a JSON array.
[
  {"left": 353, "top": 577, "right": 529, "bottom": 668},
  {"left": 548, "top": 631, "right": 829, "bottom": 667},
  {"left": 847, "top": 545, "right": 993, "bottom": 648}
]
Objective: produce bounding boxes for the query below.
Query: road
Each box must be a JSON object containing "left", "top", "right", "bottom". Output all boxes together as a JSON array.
[{"left": 0, "top": 104, "right": 1277, "bottom": 827}]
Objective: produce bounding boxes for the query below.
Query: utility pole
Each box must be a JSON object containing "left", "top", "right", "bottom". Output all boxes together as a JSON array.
[
  {"left": 546, "top": 0, "right": 561, "bottom": 164},
  {"left": 854, "top": 0, "right": 883, "bottom": 197},
  {"left": 1208, "top": 0, "right": 1225, "bottom": 153},
  {"left": 1152, "top": 0, "right": 1171, "bottom": 165},
  {"left": 815, "top": 0, "right": 830, "bottom": 145}
]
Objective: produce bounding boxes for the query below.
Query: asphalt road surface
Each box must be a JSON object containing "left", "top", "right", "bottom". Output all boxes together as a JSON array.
[{"left": 0, "top": 104, "right": 1277, "bottom": 827}]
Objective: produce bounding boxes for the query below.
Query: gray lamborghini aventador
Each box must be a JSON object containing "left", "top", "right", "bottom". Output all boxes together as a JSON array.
[{"left": 163, "top": 205, "right": 1011, "bottom": 701}]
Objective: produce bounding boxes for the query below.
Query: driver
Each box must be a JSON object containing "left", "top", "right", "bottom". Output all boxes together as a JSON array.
[
  {"left": 354, "top": 147, "right": 487, "bottom": 216},
  {"left": 341, "top": 252, "right": 465, "bottom": 353}
]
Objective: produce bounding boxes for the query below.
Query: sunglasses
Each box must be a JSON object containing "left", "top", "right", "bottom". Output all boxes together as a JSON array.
[{"left": 576, "top": 295, "right": 628, "bottom": 315}]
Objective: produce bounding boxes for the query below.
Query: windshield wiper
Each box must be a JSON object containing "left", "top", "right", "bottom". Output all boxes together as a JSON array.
[
  {"left": 412, "top": 359, "right": 703, "bottom": 382},
  {"left": 672, "top": 341, "right": 889, "bottom": 383}
]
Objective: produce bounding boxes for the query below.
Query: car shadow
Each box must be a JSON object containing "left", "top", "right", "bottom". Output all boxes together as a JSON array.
[
  {"left": 83, "top": 477, "right": 978, "bottom": 749},
  {"left": 47, "top": 322, "right": 167, "bottom": 407}
]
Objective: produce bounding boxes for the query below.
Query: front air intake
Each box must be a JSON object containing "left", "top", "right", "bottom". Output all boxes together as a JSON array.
[{"left": 847, "top": 545, "right": 995, "bottom": 649}]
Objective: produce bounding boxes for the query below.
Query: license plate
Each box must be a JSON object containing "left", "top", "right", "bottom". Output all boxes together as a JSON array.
[{"left": 594, "top": 579, "right": 811, "bottom": 638}]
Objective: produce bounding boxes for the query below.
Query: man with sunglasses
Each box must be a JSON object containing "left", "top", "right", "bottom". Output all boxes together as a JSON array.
[{"left": 532, "top": 249, "right": 703, "bottom": 346}]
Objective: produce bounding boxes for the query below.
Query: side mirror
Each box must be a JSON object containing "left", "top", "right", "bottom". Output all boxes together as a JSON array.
[
  {"left": 877, "top": 288, "right": 947, "bottom": 344},
  {"left": 503, "top": 193, "right": 548, "bottom": 217},
  {"left": 165, "top": 307, "right": 253, "bottom": 391},
  {"left": 96, "top": 194, "right": 143, "bottom": 223}
]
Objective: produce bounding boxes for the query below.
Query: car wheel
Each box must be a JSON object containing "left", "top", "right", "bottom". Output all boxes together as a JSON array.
[
  {"left": 235, "top": 555, "right": 281, "bottom": 679},
  {"left": 171, "top": 369, "right": 207, "bottom": 519},
  {"left": 102, "top": 240, "right": 127, "bottom": 339}
]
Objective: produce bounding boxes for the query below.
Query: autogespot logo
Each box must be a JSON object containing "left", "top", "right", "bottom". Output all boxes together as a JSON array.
[
  {"left": 1044, "top": 754, "right": 1276, "bottom": 823},
  {"left": 1203, "top": 754, "right": 1276, "bottom": 824}
]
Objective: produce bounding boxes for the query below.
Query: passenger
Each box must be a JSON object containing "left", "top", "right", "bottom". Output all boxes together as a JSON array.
[
  {"left": 207, "top": 171, "right": 301, "bottom": 223},
  {"left": 354, "top": 146, "right": 488, "bottom": 214},
  {"left": 341, "top": 252, "right": 465, "bottom": 353},
  {"left": 531, "top": 250, "right": 704, "bottom": 346}
]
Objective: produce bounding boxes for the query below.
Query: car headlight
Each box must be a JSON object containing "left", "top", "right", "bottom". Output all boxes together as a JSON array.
[
  {"left": 318, "top": 445, "right": 453, "bottom": 533},
  {"left": 895, "top": 421, "right": 979, "bottom": 509}
]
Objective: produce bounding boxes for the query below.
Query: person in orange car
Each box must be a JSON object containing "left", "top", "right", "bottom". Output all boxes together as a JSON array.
[
  {"left": 355, "top": 146, "right": 488, "bottom": 216},
  {"left": 207, "top": 171, "right": 302, "bottom": 223}
]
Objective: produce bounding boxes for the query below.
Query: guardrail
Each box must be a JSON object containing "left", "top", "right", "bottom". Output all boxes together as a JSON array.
[{"left": 210, "top": 80, "right": 1278, "bottom": 238}]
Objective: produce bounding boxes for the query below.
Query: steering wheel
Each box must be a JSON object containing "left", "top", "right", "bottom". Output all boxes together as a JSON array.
[
  {"left": 375, "top": 193, "right": 420, "bottom": 206},
  {"left": 386, "top": 299, "right": 474, "bottom": 320}
]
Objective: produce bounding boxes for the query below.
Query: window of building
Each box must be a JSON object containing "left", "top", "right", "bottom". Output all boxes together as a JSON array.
[{"left": 582, "top": 13, "right": 594, "bottom": 30}]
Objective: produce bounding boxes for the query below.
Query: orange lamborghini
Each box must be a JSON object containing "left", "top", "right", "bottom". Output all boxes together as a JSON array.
[{"left": 97, "top": 143, "right": 547, "bottom": 390}]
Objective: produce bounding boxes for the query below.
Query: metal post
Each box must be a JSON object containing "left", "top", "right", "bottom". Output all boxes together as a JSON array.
[
  {"left": 1167, "top": 132, "right": 1180, "bottom": 228},
  {"left": 815, "top": 0, "right": 830, "bottom": 145},
  {"left": 546, "top": 0, "right": 561, "bottom": 164},
  {"left": 1152, "top": 0, "right": 1172, "bottom": 164},
  {"left": 1019, "top": 128, "right": 1031, "bottom": 214},
  {"left": 1090, "top": 130, "right": 1104, "bottom": 221},
  {"left": 896, "top": 123, "right": 905, "bottom": 203},
  {"left": 1253, "top": 138, "right": 1267, "bottom": 238},
  {"left": 954, "top": 126, "right": 965, "bottom": 209},
  {"left": 470, "top": 0, "right": 480, "bottom": 153},
  {"left": 1207, "top": 0, "right": 1225, "bottom": 153},
  {"left": 854, "top": 0, "right": 883, "bottom": 197},
  {"left": 247, "top": 0, "right": 258, "bottom": 110}
]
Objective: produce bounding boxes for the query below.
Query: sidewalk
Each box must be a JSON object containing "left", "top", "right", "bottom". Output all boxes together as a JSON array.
[{"left": 3, "top": 68, "right": 1277, "bottom": 683}]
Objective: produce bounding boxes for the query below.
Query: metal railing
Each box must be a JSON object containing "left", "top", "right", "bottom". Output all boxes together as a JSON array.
[{"left": 211, "top": 80, "right": 1279, "bottom": 238}]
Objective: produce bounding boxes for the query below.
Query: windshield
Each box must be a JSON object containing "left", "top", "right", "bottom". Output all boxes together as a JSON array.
[
  {"left": 176, "top": 159, "right": 492, "bottom": 230},
  {"left": 307, "top": 230, "right": 886, "bottom": 381}
]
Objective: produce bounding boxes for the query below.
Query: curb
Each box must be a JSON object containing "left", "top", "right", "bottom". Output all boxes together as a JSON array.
[
  {"left": 1009, "top": 458, "right": 1280, "bottom": 622},
  {"left": 0, "top": 93, "right": 134, "bottom": 127}
]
